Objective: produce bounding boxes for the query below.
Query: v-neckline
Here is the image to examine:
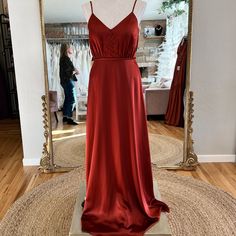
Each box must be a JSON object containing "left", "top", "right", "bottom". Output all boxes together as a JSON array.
[{"left": 88, "top": 12, "right": 137, "bottom": 31}]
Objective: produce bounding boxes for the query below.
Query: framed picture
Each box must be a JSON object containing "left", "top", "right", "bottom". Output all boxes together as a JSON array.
[{"left": 143, "top": 26, "right": 155, "bottom": 38}]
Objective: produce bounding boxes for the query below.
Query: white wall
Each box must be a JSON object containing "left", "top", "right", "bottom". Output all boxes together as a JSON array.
[
  {"left": 44, "top": 0, "right": 165, "bottom": 23},
  {"left": 7, "top": 0, "right": 236, "bottom": 165},
  {"left": 8, "top": 0, "right": 45, "bottom": 165},
  {"left": 191, "top": 0, "right": 236, "bottom": 162}
]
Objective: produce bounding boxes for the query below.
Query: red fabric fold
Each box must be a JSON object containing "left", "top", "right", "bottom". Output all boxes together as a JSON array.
[
  {"left": 165, "top": 38, "right": 188, "bottom": 127},
  {"left": 81, "top": 2, "right": 170, "bottom": 235}
]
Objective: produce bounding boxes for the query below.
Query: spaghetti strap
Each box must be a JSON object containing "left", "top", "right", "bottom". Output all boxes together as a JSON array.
[
  {"left": 132, "top": 0, "right": 137, "bottom": 12},
  {"left": 90, "top": 1, "right": 93, "bottom": 14}
]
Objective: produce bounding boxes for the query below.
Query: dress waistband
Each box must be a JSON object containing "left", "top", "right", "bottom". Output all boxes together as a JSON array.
[{"left": 92, "top": 57, "right": 136, "bottom": 61}]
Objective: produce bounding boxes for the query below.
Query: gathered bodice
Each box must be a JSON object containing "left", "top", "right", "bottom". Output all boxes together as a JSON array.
[{"left": 88, "top": 1, "right": 139, "bottom": 60}]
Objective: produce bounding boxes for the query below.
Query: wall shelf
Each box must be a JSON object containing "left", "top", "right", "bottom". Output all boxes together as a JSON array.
[{"left": 144, "top": 35, "right": 165, "bottom": 40}]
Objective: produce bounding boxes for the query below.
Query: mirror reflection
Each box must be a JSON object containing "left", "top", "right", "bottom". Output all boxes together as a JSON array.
[{"left": 43, "top": 0, "right": 189, "bottom": 168}]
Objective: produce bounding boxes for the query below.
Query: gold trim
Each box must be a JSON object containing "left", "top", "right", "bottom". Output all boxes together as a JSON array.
[
  {"left": 39, "top": 95, "right": 53, "bottom": 173},
  {"left": 39, "top": 97, "right": 75, "bottom": 173},
  {"left": 183, "top": 91, "right": 199, "bottom": 169},
  {"left": 182, "top": 0, "right": 198, "bottom": 170},
  {"left": 39, "top": 0, "right": 54, "bottom": 173},
  {"left": 158, "top": 0, "right": 198, "bottom": 171},
  {"left": 39, "top": 0, "right": 198, "bottom": 172}
]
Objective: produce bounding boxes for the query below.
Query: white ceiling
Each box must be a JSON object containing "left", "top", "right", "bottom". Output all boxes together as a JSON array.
[{"left": 44, "top": 0, "right": 166, "bottom": 23}]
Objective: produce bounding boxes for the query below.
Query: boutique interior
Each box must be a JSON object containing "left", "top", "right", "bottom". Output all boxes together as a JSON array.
[
  {"left": 0, "top": 0, "right": 235, "bottom": 235},
  {"left": 45, "top": 0, "right": 189, "bottom": 168}
]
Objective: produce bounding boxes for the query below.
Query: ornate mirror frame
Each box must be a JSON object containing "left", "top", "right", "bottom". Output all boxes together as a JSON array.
[{"left": 38, "top": 0, "right": 198, "bottom": 173}]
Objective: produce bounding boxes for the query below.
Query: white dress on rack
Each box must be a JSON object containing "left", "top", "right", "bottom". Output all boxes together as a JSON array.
[{"left": 51, "top": 45, "right": 64, "bottom": 109}]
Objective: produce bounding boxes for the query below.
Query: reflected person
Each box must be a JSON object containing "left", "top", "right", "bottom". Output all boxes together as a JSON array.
[{"left": 59, "top": 43, "right": 79, "bottom": 125}]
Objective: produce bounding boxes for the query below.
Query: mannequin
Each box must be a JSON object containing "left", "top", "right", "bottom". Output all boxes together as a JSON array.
[{"left": 82, "top": 0, "right": 147, "bottom": 28}]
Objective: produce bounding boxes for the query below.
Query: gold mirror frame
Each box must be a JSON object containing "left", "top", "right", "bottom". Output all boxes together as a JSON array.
[{"left": 39, "top": 0, "right": 198, "bottom": 173}]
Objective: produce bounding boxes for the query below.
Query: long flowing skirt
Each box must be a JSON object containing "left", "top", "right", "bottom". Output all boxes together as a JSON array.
[{"left": 81, "top": 58, "right": 170, "bottom": 236}]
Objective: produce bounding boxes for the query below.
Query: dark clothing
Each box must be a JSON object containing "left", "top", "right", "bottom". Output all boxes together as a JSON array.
[
  {"left": 59, "top": 55, "right": 77, "bottom": 118},
  {"left": 59, "top": 55, "right": 77, "bottom": 85},
  {"left": 61, "top": 79, "right": 76, "bottom": 118}
]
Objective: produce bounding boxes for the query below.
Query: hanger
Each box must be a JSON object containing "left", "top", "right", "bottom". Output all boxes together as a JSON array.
[{"left": 181, "top": 35, "right": 188, "bottom": 46}]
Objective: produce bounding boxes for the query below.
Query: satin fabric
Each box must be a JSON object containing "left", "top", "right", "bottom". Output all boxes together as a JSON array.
[
  {"left": 81, "top": 1, "right": 170, "bottom": 235},
  {"left": 165, "top": 38, "right": 188, "bottom": 127}
]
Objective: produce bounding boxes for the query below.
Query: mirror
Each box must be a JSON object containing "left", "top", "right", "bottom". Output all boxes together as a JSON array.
[{"left": 39, "top": 0, "right": 198, "bottom": 172}]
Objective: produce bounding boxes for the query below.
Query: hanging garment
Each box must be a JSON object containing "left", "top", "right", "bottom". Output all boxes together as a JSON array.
[
  {"left": 82, "top": 45, "right": 90, "bottom": 92},
  {"left": 46, "top": 42, "right": 53, "bottom": 90},
  {"left": 81, "top": 1, "right": 170, "bottom": 235},
  {"left": 54, "top": 45, "right": 65, "bottom": 109},
  {"left": 165, "top": 38, "right": 188, "bottom": 127}
]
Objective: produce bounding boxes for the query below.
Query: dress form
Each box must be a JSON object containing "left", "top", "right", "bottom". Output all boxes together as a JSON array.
[{"left": 82, "top": 0, "right": 146, "bottom": 28}]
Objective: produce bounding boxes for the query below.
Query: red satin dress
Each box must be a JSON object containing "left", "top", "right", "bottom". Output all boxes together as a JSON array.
[{"left": 81, "top": 1, "right": 170, "bottom": 235}]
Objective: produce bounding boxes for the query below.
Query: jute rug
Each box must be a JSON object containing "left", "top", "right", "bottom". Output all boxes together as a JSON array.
[
  {"left": 53, "top": 134, "right": 183, "bottom": 167},
  {"left": 0, "top": 167, "right": 235, "bottom": 236}
]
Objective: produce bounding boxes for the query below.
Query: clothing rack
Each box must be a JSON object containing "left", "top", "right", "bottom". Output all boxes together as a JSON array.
[{"left": 46, "top": 36, "right": 89, "bottom": 44}]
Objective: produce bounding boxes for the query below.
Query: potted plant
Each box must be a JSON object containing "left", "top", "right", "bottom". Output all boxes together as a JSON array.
[{"left": 160, "top": 0, "right": 189, "bottom": 18}]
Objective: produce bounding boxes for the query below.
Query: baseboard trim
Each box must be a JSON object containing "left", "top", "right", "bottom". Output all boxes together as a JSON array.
[
  {"left": 23, "top": 158, "right": 40, "bottom": 166},
  {"left": 198, "top": 155, "right": 236, "bottom": 163}
]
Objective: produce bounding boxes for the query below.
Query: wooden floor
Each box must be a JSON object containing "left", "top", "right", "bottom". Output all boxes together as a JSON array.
[
  {"left": 51, "top": 112, "right": 185, "bottom": 141},
  {"left": 0, "top": 119, "right": 235, "bottom": 220}
]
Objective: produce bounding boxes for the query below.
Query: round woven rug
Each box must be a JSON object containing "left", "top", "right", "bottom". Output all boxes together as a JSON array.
[
  {"left": 0, "top": 167, "right": 235, "bottom": 236},
  {"left": 53, "top": 134, "right": 183, "bottom": 167}
]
